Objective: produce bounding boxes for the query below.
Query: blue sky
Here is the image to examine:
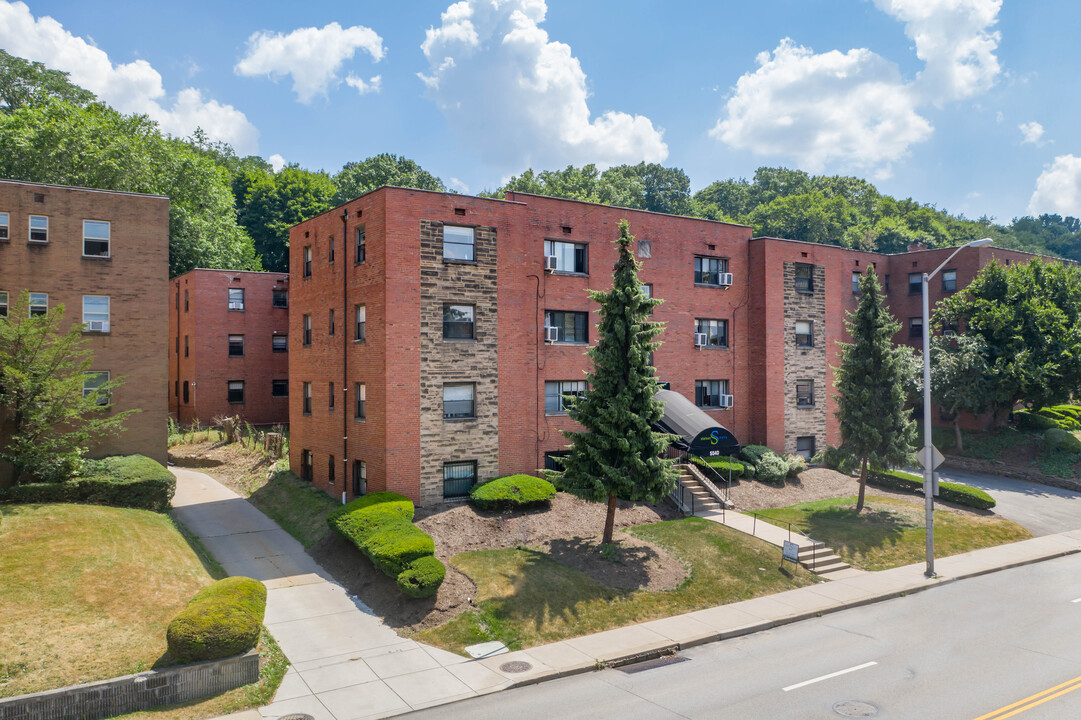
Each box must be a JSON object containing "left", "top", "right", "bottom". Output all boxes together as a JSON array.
[{"left": 2, "top": 0, "right": 1080, "bottom": 223}]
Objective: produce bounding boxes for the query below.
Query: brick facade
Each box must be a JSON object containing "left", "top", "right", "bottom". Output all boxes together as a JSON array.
[
  {"left": 0, "top": 179, "right": 169, "bottom": 483},
  {"left": 288, "top": 187, "right": 1066, "bottom": 506},
  {"left": 168, "top": 269, "right": 290, "bottom": 427}
]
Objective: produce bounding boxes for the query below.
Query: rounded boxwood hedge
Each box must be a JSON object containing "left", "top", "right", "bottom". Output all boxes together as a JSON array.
[
  {"left": 754, "top": 451, "right": 790, "bottom": 484},
  {"left": 326, "top": 491, "right": 446, "bottom": 598},
  {"left": 0, "top": 454, "right": 176, "bottom": 512},
  {"left": 1044, "top": 428, "right": 1081, "bottom": 453},
  {"left": 166, "top": 576, "right": 266, "bottom": 664},
  {"left": 469, "top": 474, "right": 556, "bottom": 511},
  {"left": 867, "top": 469, "right": 996, "bottom": 510},
  {"left": 397, "top": 555, "right": 447, "bottom": 598},
  {"left": 690, "top": 456, "right": 745, "bottom": 479}
]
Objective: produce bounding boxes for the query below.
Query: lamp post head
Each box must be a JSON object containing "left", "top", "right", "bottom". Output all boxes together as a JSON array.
[{"left": 968, "top": 238, "right": 993, "bottom": 248}]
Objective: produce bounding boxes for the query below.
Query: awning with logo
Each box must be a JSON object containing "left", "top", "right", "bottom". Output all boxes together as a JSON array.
[{"left": 653, "top": 389, "right": 742, "bottom": 458}]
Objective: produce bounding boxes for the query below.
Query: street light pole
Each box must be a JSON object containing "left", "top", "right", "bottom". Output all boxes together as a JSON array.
[{"left": 920, "top": 237, "right": 992, "bottom": 578}]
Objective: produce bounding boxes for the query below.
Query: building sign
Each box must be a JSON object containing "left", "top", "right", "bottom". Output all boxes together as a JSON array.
[{"left": 689, "top": 425, "right": 741, "bottom": 458}]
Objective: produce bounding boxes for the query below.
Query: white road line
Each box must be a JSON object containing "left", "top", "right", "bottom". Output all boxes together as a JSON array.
[{"left": 782, "top": 661, "right": 878, "bottom": 692}]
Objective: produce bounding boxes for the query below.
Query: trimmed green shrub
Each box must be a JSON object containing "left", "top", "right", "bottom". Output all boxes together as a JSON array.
[
  {"left": 1014, "top": 411, "right": 1058, "bottom": 431},
  {"left": 1045, "top": 428, "right": 1081, "bottom": 453},
  {"left": 785, "top": 454, "right": 808, "bottom": 477},
  {"left": 166, "top": 576, "right": 266, "bottom": 663},
  {"left": 1049, "top": 405, "right": 1081, "bottom": 420},
  {"left": 0, "top": 455, "right": 175, "bottom": 511},
  {"left": 397, "top": 555, "right": 447, "bottom": 598},
  {"left": 690, "top": 456, "right": 745, "bottom": 479},
  {"left": 867, "top": 469, "right": 996, "bottom": 509},
  {"left": 754, "top": 451, "right": 789, "bottom": 484},
  {"left": 739, "top": 445, "right": 771, "bottom": 466},
  {"left": 470, "top": 474, "right": 556, "bottom": 511},
  {"left": 327, "top": 491, "right": 446, "bottom": 597}
]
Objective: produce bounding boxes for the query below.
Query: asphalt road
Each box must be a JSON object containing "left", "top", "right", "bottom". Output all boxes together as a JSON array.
[
  {"left": 935, "top": 466, "right": 1081, "bottom": 536},
  {"left": 405, "top": 553, "right": 1081, "bottom": 720}
]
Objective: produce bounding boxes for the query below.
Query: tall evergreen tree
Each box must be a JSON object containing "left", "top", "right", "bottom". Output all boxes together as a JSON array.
[
  {"left": 547, "top": 220, "right": 679, "bottom": 544},
  {"left": 834, "top": 269, "right": 917, "bottom": 511}
]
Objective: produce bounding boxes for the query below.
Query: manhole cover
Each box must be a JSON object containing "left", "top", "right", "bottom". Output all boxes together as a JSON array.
[
  {"left": 280, "top": 715, "right": 315, "bottom": 720},
  {"left": 500, "top": 660, "right": 533, "bottom": 673},
  {"left": 833, "top": 700, "right": 878, "bottom": 717}
]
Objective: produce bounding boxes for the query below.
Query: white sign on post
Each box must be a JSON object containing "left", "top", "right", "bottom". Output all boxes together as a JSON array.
[{"left": 915, "top": 444, "right": 945, "bottom": 471}]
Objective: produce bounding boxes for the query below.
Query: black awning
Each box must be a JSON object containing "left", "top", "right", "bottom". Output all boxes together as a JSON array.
[{"left": 653, "top": 389, "right": 741, "bottom": 458}]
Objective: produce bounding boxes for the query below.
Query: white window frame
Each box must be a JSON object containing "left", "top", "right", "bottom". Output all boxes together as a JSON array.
[
  {"left": 544, "top": 240, "right": 588, "bottom": 274},
  {"left": 82, "top": 220, "right": 111, "bottom": 258},
  {"left": 82, "top": 371, "right": 110, "bottom": 406},
  {"left": 82, "top": 295, "right": 110, "bottom": 332},
  {"left": 0, "top": 290, "right": 8, "bottom": 318},
  {"left": 29, "top": 215, "right": 48, "bottom": 243},
  {"left": 442, "top": 225, "right": 475, "bottom": 261},
  {"left": 355, "top": 382, "right": 366, "bottom": 421},
  {"left": 545, "top": 380, "right": 586, "bottom": 415},
  {"left": 355, "top": 304, "right": 366, "bottom": 342},
  {"left": 0, "top": 212, "right": 9, "bottom": 240},
  {"left": 228, "top": 288, "right": 245, "bottom": 311},
  {"left": 795, "top": 320, "right": 813, "bottom": 348},
  {"left": 443, "top": 382, "right": 476, "bottom": 420},
  {"left": 29, "top": 292, "right": 47, "bottom": 317}
]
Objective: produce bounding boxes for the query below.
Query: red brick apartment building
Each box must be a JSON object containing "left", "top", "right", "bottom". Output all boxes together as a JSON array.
[
  {"left": 0, "top": 179, "right": 169, "bottom": 482},
  {"left": 169, "top": 269, "right": 290, "bottom": 427},
  {"left": 287, "top": 187, "right": 1052, "bottom": 506}
]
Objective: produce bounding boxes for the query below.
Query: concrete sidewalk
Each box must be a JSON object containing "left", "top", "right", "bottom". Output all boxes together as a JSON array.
[
  {"left": 171, "top": 469, "right": 511, "bottom": 720},
  {"left": 183, "top": 467, "right": 1081, "bottom": 720}
]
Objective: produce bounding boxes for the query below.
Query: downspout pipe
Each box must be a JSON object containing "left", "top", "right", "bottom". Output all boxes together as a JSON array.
[{"left": 341, "top": 209, "right": 349, "bottom": 503}]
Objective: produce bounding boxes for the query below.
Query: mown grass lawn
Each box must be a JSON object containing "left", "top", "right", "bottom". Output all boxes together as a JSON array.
[
  {"left": 415, "top": 517, "right": 817, "bottom": 655},
  {"left": 755, "top": 496, "right": 1031, "bottom": 571},
  {"left": 0, "top": 504, "right": 217, "bottom": 697},
  {"left": 248, "top": 470, "right": 339, "bottom": 548}
]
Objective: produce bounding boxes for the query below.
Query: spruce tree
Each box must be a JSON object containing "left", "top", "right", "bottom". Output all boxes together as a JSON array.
[
  {"left": 548, "top": 220, "right": 679, "bottom": 544},
  {"left": 834, "top": 269, "right": 917, "bottom": 511}
]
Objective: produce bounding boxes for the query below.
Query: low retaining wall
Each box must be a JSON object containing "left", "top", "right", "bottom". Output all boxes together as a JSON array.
[
  {"left": 0, "top": 650, "right": 259, "bottom": 720},
  {"left": 941, "top": 456, "right": 1081, "bottom": 493}
]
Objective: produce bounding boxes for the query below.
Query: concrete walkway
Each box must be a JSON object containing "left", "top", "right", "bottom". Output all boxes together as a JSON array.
[
  {"left": 935, "top": 465, "right": 1081, "bottom": 536},
  {"left": 171, "top": 469, "right": 511, "bottom": 720},
  {"left": 185, "top": 466, "right": 1081, "bottom": 720}
]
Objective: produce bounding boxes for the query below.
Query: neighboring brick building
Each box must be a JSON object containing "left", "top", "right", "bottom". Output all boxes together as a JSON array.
[
  {"left": 287, "top": 186, "right": 1060, "bottom": 507},
  {"left": 169, "top": 269, "right": 290, "bottom": 427},
  {"left": 0, "top": 179, "right": 169, "bottom": 482}
]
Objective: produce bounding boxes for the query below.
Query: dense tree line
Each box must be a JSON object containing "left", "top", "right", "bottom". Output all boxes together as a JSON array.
[{"left": 0, "top": 51, "right": 1077, "bottom": 277}]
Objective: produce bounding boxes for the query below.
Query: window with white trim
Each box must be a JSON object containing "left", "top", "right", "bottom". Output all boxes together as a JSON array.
[
  {"left": 29, "top": 215, "right": 48, "bottom": 243},
  {"left": 29, "top": 292, "right": 47, "bottom": 317},
  {"left": 545, "top": 380, "right": 586, "bottom": 414},
  {"left": 354, "top": 382, "right": 366, "bottom": 420},
  {"left": 443, "top": 225, "right": 474, "bottom": 261},
  {"left": 443, "top": 383, "right": 476, "bottom": 419},
  {"left": 82, "top": 371, "right": 110, "bottom": 406},
  {"left": 354, "top": 305, "right": 366, "bottom": 342},
  {"left": 83, "top": 220, "right": 110, "bottom": 257},
  {"left": 355, "top": 226, "right": 366, "bottom": 264},
  {"left": 942, "top": 269, "right": 957, "bottom": 292},
  {"left": 0, "top": 212, "right": 8, "bottom": 240},
  {"left": 795, "top": 320, "right": 813, "bottom": 348},
  {"left": 695, "top": 379, "right": 729, "bottom": 408},
  {"left": 82, "top": 296, "right": 110, "bottom": 332},
  {"left": 303, "top": 382, "right": 312, "bottom": 415},
  {"left": 0, "top": 291, "right": 7, "bottom": 318},
  {"left": 228, "top": 288, "right": 245, "bottom": 311},
  {"left": 544, "top": 240, "right": 588, "bottom": 274}
]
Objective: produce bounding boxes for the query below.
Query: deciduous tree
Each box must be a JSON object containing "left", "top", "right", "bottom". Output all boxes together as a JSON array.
[{"left": 546, "top": 220, "right": 678, "bottom": 544}]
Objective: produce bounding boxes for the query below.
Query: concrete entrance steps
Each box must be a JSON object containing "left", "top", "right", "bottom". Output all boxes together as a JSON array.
[
  {"left": 674, "top": 465, "right": 725, "bottom": 514},
  {"left": 697, "top": 508, "right": 863, "bottom": 579}
]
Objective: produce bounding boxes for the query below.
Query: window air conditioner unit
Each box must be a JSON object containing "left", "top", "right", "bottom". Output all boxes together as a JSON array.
[
  {"left": 88, "top": 321, "right": 108, "bottom": 332},
  {"left": 229, "top": 302, "right": 243, "bottom": 310},
  {"left": 719, "top": 272, "right": 734, "bottom": 287},
  {"left": 545, "top": 326, "right": 560, "bottom": 343},
  {"left": 545, "top": 255, "right": 558, "bottom": 272},
  {"left": 719, "top": 394, "right": 734, "bottom": 408},
  {"left": 694, "top": 332, "right": 708, "bottom": 347}
]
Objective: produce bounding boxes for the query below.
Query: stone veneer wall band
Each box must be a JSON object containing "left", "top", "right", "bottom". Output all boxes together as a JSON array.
[
  {"left": 782, "top": 262, "right": 827, "bottom": 454},
  {"left": 417, "top": 220, "right": 499, "bottom": 505}
]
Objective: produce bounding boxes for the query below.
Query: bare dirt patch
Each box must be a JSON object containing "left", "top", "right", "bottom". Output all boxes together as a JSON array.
[
  {"left": 169, "top": 439, "right": 277, "bottom": 496},
  {"left": 309, "top": 494, "right": 682, "bottom": 634},
  {"left": 729, "top": 467, "right": 986, "bottom": 516}
]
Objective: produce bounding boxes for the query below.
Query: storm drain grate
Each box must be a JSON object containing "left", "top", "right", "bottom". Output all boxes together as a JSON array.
[
  {"left": 280, "top": 715, "right": 316, "bottom": 720},
  {"left": 500, "top": 660, "right": 533, "bottom": 673},
  {"left": 618, "top": 655, "right": 689, "bottom": 674},
  {"left": 833, "top": 701, "right": 878, "bottom": 717}
]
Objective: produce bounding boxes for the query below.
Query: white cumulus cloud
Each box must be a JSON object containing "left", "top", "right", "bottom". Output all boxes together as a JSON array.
[
  {"left": 874, "top": 0, "right": 1002, "bottom": 104},
  {"left": 1028, "top": 155, "right": 1081, "bottom": 217},
  {"left": 268, "top": 154, "right": 286, "bottom": 172},
  {"left": 345, "top": 74, "right": 382, "bottom": 95},
  {"left": 419, "top": 0, "right": 667, "bottom": 170},
  {"left": 0, "top": 1, "right": 258, "bottom": 154},
  {"left": 711, "top": 39, "right": 932, "bottom": 175},
  {"left": 1019, "top": 121, "right": 1045, "bottom": 145},
  {"left": 235, "top": 22, "right": 384, "bottom": 104}
]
